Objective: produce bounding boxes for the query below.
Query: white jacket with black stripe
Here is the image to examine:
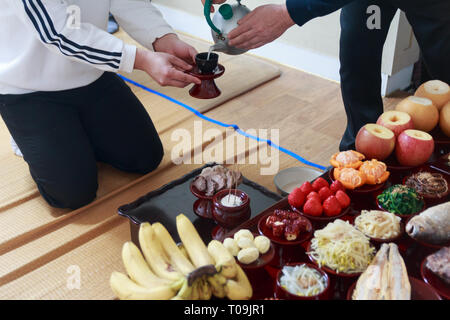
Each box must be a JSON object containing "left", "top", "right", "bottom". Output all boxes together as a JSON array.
[{"left": 0, "top": 0, "right": 174, "bottom": 94}]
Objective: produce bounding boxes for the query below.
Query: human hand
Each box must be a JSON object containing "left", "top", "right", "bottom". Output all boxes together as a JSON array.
[
  {"left": 134, "top": 48, "right": 201, "bottom": 88},
  {"left": 153, "top": 33, "right": 198, "bottom": 64},
  {"left": 201, "top": 0, "right": 227, "bottom": 13},
  {"left": 228, "top": 4, "right": 295, "bottom": 50}
]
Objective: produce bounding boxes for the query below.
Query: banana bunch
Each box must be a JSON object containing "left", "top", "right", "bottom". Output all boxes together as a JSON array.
[{"left": 109, "top": 213, "right": 253, "bottom": 300}]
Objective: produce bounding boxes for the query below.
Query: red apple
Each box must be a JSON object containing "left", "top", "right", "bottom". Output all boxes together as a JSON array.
[
  {"left": 355, "top": 123, "right": 395, "bottom": 160},
  {"left": 395, "top": 129, "right": 434, "bottom": 167},
  {"left": 376, "top": 110, "right": 414, "bottom": 137}
]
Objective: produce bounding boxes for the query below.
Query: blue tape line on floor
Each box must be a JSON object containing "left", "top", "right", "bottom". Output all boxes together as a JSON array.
[{"left": 119, "top": 74, "right": 327, "bottom": 172}]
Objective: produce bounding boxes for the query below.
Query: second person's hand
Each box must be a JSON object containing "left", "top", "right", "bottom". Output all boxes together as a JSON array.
[{"left": 134, "top": 48, "right": 201, "bottom": 88}]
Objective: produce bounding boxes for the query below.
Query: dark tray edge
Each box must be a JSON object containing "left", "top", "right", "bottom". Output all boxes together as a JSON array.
[{"left": 117, "top": 162, "right": 283, "bottom": 225}]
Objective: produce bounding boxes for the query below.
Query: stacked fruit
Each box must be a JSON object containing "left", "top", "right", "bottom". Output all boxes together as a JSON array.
[
  {"left": 355, "top": 80, "right": 450, "bottom": 167},
  {"left": 109, "top": 214, "right": 252, "bottom": 300},
  {"left": 288, "top": 178, "right": 351, "bottom": 217}
]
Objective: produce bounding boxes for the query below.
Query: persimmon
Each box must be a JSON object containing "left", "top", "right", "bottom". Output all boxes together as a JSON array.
[{"left": 330, "top": 150, "right": 365, "bottom": 169}]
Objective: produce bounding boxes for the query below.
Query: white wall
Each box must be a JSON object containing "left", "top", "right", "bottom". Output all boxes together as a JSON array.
[
  {"left": 153, "top": 0, "right": 342, "bottom": 81},
  {"left": 153, "top": 0, "right": 419, "bottom": 94}
]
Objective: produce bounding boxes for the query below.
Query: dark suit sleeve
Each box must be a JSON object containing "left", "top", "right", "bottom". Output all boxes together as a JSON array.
[{"left": 286, "top": 0, "right": 357, "bottom": 26}]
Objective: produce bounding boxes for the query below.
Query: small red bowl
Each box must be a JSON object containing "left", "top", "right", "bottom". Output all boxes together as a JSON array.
[
  {"left": 306, "top": 242, "right": 364, "bottom": 278},
  {"left": 420, "top": 256, "right": 450, "bottom": 300},
  {"left": 190, "top": 181, "right": 214, "bottom": 200},
  {"left": 257, "top": 212, "right": 313, "bottom": 246},
  {"left": 275, "top": 262, "right": 331, "bottom": 300},
  {"left": 347, "top": 276, "right": 442, "bottom": 300}
]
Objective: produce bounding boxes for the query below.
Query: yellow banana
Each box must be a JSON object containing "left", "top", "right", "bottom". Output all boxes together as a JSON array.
[
  {"left": 208, "top": 274, "right": 226, "bottom": 299},
  {"left": 152, "top": 222, "right": 195, "bottom": 276},
  {"left": 198, "top": 278, "right": 212, "bottom": 300},
  {"left": 225, "top": 263, "right": 253, "bottom": 300},
  {"left": 176, "top": 214, "right": 214, "bottom": 268},
  {"left": 190, "top": 280, "right": 200, "bottom": 300},
  {"left": 121, "top": 242, "right": 173, "bottom": 288},
  {"left": 109, "top": 271, "right": 175, "bottom": 300},
  {"left": 175, "top": 278, "right": 193, "bottom": 300},
  {"left": 178, "top": 243, "right": 190, "bottom": 261},
  {"left": 207, "top": 240, "right": 237, "bottom": 279},
  {"left": 138, "top": 222, "right": 183, "bottom": 282}
]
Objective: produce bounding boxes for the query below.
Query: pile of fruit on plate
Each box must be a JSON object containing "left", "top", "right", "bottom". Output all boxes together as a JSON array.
[
  {"left": 330, "top": 151, "right": 390, "bottom": 190},
  {"left": 287, "top": 178, "right": 351, "bottom": 217},
  {"left": 110, "top": 214, "right": 252, "bottom": 300},
  {"left": 355, "top": 80, "right": 450, "bottom": 167}
]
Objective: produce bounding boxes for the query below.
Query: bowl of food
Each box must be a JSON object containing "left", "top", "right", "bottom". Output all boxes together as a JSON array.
[
  {"left": 420, "top": 247, "right": 450, "bottom": 300},
  {"left": 306, "top": 219, "right": 375, "bottom": 277},
  {"left": 347, "top": 242, "right": 441, "bottom": 300},
  {"left": 347, "top": 277, "right": 442, "bottom": 300},
  {"left": 258, "top": 209, "right": 313, "bottom": 246},
  {"left": 275, "top": 263, "right": 330, "bottom": 300},
  {"left": 257, "top": 209, "right": 313, "bottom": 267},
  {"left": 222, "top": 229, "right": 275, "bottom": 271},
  {"left": 376, "top": 184, "right": 426, "bottom": 220},
  {"left": 190, "top": 164, "right": 242, "bottom": 219},
  {"left": 274, "top": 167, "right": 323, "bottom": 197},
  {"left": 288, "top": 177, "right": 352, "bottom": 228},
  {"left": 329, "top": 167, "right": 386, "bottom": 195},
  {"left": 354, "top": 210, "right": 404, "bottom": 245},
  {"left": 403, "top": 171, "right": 449, "bottom": 205}
]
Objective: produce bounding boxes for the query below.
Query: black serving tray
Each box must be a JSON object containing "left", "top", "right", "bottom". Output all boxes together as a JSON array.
[{"left": 118, "top": 163, "right": 283, "bottom": 245}]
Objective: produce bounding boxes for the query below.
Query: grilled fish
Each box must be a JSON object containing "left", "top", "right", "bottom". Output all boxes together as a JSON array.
[{"left": 406, "top": 201, "right": 450, "bottom": 244}]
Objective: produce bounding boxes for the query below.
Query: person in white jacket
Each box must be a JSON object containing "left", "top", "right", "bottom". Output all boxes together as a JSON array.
[{"left": 0, "top": 0, "right": 202, "bottom": 209}]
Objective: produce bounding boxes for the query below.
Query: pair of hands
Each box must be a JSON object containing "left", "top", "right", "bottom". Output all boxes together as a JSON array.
[
  {"left": 202, "top": 1, "right": 295, "bottom": 50},
  {"left": 134, "top": 33, "right": 201, "bottom": 88},
  {"left": 135, "top": 1, "right": 296, "bottom": 88}
]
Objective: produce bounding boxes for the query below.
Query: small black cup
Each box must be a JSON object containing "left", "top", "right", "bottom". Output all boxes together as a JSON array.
[{"left": 195, "top": 52, "right": 219, "bottom": 74}]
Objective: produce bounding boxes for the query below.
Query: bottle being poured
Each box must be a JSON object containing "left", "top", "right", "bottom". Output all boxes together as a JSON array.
[{"left": 204, "top": 0, "right": 252, "bottom": 55}]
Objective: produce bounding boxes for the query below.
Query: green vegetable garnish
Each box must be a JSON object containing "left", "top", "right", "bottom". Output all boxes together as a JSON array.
[{"left": 377, "top": 185, "right": 424, "bottom": 215}]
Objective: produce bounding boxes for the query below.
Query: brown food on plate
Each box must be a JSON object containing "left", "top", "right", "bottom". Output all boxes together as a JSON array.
[
  {"left": 265, "top": 209, "right": 311, "bottom": 241},
  {"left": 405, "top": 171, "right": 449, "bottom": 199},
  {"left": 425, "top": 247, "right": 450, "bottom": 284},
  {"left": 352, "top": 243, "right": 411, "bottom": 300},
  {"left": 192, "top": 165, "right": 242, "bottom": 196},
  {"left": 406, "top": 201, "right": 450, "bottom": 245}
]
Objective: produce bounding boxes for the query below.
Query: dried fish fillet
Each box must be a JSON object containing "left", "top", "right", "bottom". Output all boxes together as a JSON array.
[{"left": 352, "top": 243, "right": 411, "bottom": 300}]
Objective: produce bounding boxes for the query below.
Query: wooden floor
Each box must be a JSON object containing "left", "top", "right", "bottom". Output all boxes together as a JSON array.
[{"left": 0, "top": 30, "right": 409, "bottom": 299}]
